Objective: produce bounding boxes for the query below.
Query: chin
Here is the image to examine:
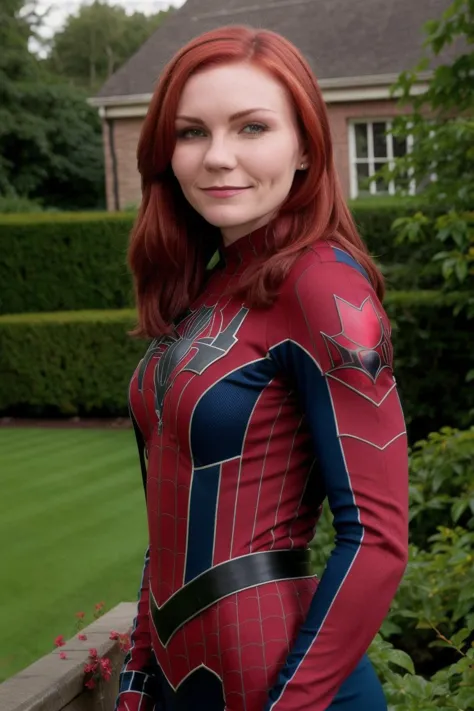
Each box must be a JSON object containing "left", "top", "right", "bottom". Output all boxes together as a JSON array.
[{"left": 200, "top": 208, "right": 257, "bottom": 230}]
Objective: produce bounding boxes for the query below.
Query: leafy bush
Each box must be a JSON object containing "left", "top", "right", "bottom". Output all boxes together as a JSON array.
[
  {"left": 0, "top": 212, "right": 134, "bottom": 315},
  {"left": 0, "top": 294, "right": 473, "bottom": 440},
  {"left": 0, "top": 201, "right": 447, "bottom": 315},
  {"left": 370, "top": 630, "right": 474, "bottom": 711},
  {"left": 0, "top": 309, "right": 141, "bottom": 416},
  {"left": 0, "top": 196, "right": 45, "bottom": 214},
  {"left": 385, "top": 291, "right": 473, "bottom": 441},
  {"left": 386, "top": 427, "right": 474, "bottom": 671},
  {"left": 312, "top": 426, "right": 474, "bottom": 709}
]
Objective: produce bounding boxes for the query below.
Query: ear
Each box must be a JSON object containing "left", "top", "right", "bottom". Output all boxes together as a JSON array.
[{"left": 297, "top": 146, "right": 310, "bottom": 171}]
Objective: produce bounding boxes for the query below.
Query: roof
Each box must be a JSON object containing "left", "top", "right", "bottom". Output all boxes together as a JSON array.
[{"left": 96, "top": 0, "right": 452, "bottom": 99}]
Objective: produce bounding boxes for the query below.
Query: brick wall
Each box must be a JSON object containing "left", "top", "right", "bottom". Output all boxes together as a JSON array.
[
  {"left": 103, "top": 117, "right": 143, "bottom": 211},
  {"left": 102, "top": 99, "right": 409, "bottom": 211}
]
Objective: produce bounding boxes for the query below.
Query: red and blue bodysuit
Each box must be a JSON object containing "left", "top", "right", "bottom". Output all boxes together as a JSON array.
[{"left": 115, "top": 229, "right": 408, "bottom": 711}]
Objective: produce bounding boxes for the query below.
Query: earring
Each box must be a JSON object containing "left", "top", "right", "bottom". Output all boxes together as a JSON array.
[{"left": 300, "top": 162, "right": 307, "bottom": 170}]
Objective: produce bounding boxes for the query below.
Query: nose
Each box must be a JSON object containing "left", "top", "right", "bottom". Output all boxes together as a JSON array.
[{"left": 202, "top": 135, "right": 237, "bottom": 172}]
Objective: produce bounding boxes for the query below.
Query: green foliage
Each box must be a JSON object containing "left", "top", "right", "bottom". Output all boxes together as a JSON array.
[
  {"left": 0, "top": 195, "right": 44, "bottom": 213},
  {"left": 45, "top": 1, "right": 173, "bottom": 92},
  {"left": 386, "top": 0, "right": 474, "bottom": 303},
  {"left": 312, "top": 426, "right": 474, "bottom": 709},
  {"left": 0, "top": 0, "right": 105, "bottom": 209},
  {"left": 0, "top": 212, "right": 135, "bottom": 314},
  {"left": 384, "top": 291, "right": 473, "bottom": 440},
  {"left": 408, "top": 428, "right": 474, "bottom": 547},
  {"left": 0, "top": 309, "right": 141, "bottom": 416},
  {"left": 386, "top": 427, "right": 474, "bottom": 666},
  {"left": 369, "top": 631, "right": 474, "bottom": 710}
]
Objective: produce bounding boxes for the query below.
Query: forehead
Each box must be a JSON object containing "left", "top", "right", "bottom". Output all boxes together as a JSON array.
[{"left": 176, "top": 62, "right": 293, "bottom": 116}]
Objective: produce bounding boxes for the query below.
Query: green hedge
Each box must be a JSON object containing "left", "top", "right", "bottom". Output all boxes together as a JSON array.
[
  {"left": 0, "top": 212, "right": 135, "bottom": 315},
  {"left": 0, "top": 201, "right": 446, "bottom": 315},
  {"left": 384, "top": 291, "right": 473, "bottom": 440},
  {"left": 0, "top": 292, "right": 472, "bottom": 440},
  {"left": 0, "top": 310, "right": 140, "bottom": 417}
]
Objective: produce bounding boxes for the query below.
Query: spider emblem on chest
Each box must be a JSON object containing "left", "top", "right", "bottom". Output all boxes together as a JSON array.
[{"left": 137, "top": 304, "right": 249, "bottom": 422}]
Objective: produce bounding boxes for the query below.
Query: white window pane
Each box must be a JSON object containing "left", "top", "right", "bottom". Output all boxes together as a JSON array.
[
  {"left": 355, "top": 124, "right": 368, "bottom": 158},
  {"left": 373, "top": 123, "right": 388, "bottom": 159}
]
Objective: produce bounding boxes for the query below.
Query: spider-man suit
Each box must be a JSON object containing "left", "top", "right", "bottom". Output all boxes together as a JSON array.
[{"left": 115, "top": 228, "right": 408, "bottom": 711}]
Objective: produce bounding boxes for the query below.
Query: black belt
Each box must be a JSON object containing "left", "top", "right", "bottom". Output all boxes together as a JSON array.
[{"left": 149, "top": 548, "right": 312, "bottom": 646}]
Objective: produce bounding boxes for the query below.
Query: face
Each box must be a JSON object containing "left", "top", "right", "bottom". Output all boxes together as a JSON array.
[{"left": 171, "top": 62, "right": 308, "bottom": 245}]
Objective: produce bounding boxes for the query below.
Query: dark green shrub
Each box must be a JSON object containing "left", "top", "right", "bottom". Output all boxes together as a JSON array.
[
  {"left": 0, "top": 200, "right": 448, "bottom": 315},
  {"left": 0, "top": 212, "right": 134, "bottom": 315},
  {"left": 385, "top": 291, "right": 473, "bottom": 441},
  {"left": 311, "top": 426, "right": 474, "bottom": 707},
  {"left": 0, "top": 309, "right": 142, "bottom": 416}
]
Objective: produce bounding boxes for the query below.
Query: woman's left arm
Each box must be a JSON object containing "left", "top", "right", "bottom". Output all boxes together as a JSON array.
[{"left": 266, "top": 252, "right": 409, "bottom": 711}]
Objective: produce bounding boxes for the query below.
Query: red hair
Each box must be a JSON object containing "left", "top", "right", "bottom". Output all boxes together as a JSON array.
[{"left": 129, "top": 25, "right": 384, "bottom": 338}]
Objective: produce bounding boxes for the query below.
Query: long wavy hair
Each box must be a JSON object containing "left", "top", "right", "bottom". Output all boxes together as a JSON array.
[{"left": 129, "top": 25, "right": 383, "bottom": 338}]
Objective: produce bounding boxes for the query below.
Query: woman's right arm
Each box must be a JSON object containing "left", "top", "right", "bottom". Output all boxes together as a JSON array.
[{"left": 114, "top": 547, "right": 161, "bottom": 711}]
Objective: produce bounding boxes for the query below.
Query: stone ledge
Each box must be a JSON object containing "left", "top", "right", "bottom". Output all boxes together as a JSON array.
[{"left": 0, "top": 602, "right": 136, "bottom": 711}]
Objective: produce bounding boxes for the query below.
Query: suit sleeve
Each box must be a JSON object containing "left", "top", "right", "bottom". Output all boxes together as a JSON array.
[
  {"left": 115, "top": 547, "right": 161, "bottom": 711},
  {"left": 266, "top": 257, "right": 409, "bottom": 711}
]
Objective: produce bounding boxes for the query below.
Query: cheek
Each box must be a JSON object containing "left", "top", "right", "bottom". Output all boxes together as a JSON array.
[
  {"left": 171, "top": 146, "right": 200, "bottom": 186},
  {"left": 245, "top": 136, "right": 299, "bottom": 180}
]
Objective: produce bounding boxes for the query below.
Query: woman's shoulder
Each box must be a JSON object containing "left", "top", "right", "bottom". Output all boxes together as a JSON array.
[{"left": 280, "top": 239, "right": 371, "bottom": 297}]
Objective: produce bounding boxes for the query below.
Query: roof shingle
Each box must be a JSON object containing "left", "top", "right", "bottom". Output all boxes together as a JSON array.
[{"left": 96, "top": 0, "right": 452, "bottom": 99}]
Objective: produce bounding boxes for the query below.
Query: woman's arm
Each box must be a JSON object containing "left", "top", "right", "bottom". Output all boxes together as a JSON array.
[
  {"left": 266, "top": 250, "right": 409, "bottom": 711},
  {"left": 114, "top": 547, "right": 161, "bottom": 711}
]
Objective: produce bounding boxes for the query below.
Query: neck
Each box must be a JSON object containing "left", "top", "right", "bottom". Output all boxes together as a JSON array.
[
  {"left": 220, "top": 224, "right": 272, "bottom": 269},
  {"left": 221, "top": 215, "right": 274, "bottom": 248}
]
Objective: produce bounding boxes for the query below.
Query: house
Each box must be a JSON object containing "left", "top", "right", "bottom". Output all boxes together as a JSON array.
[{"left": 91, "top": 0, "right": 452, "bottom": 211}]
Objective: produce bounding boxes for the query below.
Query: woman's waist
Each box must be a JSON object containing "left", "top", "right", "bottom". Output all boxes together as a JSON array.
[{"left": 148, "top": 547, "right": 316, "bottom": 645}]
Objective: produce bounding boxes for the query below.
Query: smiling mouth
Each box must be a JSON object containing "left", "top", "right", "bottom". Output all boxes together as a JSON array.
[{"left": 201, "top": 186, "right": 252, "bottom": 198}]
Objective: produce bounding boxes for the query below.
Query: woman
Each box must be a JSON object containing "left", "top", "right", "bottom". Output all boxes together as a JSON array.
[{"left": 115, "top": 25, "right": 409, "bottom": 711}]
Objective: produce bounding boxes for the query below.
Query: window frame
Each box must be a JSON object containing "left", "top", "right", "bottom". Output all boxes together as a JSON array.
[{"left": 348, "top": 118, "right": 415, "bottom": 199}]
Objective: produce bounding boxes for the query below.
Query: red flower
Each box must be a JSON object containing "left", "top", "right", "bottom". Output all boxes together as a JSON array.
[
  {"left": 99, "top": 657, "right": 112, "bottom": 681},
  {"left": 84, "top": 678, "right": 96, "bottom": 690},
  {"left": 78, "top": 633, "right": 87, "bottom": 641},
  {"left": 84, "top": 662, "right": 96, "bottom": 675},
  {"left": 75, "top": 611, "right": 85, "bottom": 619},
  {"left": 94, "top": 602, "right": 105, "bottom": 611},
  {"left": 120, "top": 638, "right": 131, "bottom": 653},
  {"left": 109, "top": 630, "right": 120, "bottom": 640},
  {"left": 88, "top": 648, "right": 98, "bottom": 658},
  {"left": 54, "top": 635, "right": 66, "bottom": 648},
  {"left": 59, "top": 651, "right": 68, "bottom": 660}
]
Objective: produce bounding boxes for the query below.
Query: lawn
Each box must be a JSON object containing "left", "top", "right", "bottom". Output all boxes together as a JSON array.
[{"left": 0, "top": 427, "right": 148, "bottom": 683}]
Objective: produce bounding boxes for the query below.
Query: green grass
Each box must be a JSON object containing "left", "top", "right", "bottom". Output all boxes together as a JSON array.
[{"left": 0, "top": 427, "right": 147, "bottom": 683}]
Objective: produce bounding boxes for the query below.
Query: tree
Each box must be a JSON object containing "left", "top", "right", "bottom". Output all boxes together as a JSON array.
[
  {"left": 0, "top": 0, "right": 105, "bottom": 209},
  {"left": 46, "top": 1, "right": 173, "bottom": 92},
  {"left": 386, "top": 0, "right": 474, "bottom": 310}
]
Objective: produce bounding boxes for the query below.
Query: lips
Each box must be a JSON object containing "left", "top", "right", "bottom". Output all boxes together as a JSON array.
[{"left": 201, "top": 186, "right": 251, "bottom": 198}]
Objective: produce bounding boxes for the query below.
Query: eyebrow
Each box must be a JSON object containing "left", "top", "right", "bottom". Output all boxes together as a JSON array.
[{"left": 175, "top": 108, "right": 276, "bottom": 124}]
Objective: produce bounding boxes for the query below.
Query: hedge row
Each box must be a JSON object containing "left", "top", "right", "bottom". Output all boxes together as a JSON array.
[
  {"left": 0, "top": 200, "right": 445, "bottom": 315},
  {"left": 1, "top": 292, "right": 472, "bottom": 441}
]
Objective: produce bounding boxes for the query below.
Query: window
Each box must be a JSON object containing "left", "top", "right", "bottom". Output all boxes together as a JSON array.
[{"left": 348, "top": 120, "right": 415, "bottom": 199}]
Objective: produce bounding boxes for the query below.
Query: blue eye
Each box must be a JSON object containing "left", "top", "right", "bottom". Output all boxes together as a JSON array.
[{"left": 242, "top": 123, "right": 268, "bottom": 135}]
